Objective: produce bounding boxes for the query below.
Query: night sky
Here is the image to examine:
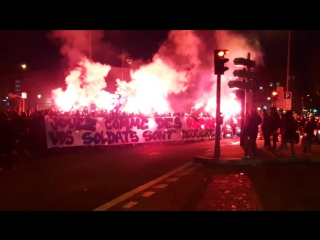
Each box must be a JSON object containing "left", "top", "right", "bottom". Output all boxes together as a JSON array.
[{"left": 1, "top": 30, "right": 320, "bottom": 90}]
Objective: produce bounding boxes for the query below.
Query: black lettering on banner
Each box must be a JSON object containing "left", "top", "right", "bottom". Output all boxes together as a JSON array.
[
  {"left": 130, "top": 131, "right": 139, "bottom": 142},
  {"left": 76, "top": 118, "right": 97, "bottom": 131},
  {"left": 93, "top": 132, "right": 101, "bottom": 144},
  {"left": 142, "top": 131, "right": 152, "bottom": 142},
  {"left": 152, "top": 130, "right": 166, "bottom": 141},
  {"left": 113, "top": 120, "right": 120, "bottom": 130},
  {"left": 164, "top": 118, "right": 173, "bottom": 129},
  {"left": 140, "top": 117, "right": 148, "bottom": 130},
  {"left": 105, "top": 118, "right": 113, "bottom": 130},
  {"left": 116, "top": 131, "right": 125, "bottom": 143},
  {"left": 155, "top": 117, "right": 182, "bottom": 130},
  {"left": 120, "top": 118, "right": 130, "bottom": 130},
  {"left": 82, "top": 130, "right": 139, "bottom": 145},
  {"left": 49, "top": 130, "right": 74, "bottom": 145},
  {"left": 167, "top": 129, "right": 177, "bottom": 140},
  {"left": 130, "top": 118, "right": 141, "bottom": 129},
  {"left": 155, "top": 118, "right": 165, "bottom": 130},
  {"left": 122, "top": 130, "right": 130, "bottom": 142},
  {"left": 49, "top": 117, "right": 78, "bottom": 131},
  {"left": 174, "top": 117, "right": 182, "bottom": 129},
  {"left": 82, "top": 132, "right": 93, "bottom": 144}
]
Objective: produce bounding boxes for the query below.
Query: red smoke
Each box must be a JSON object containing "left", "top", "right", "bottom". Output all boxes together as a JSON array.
[{"left": 49, "top": 30, "right": 263, "bottom": 117}]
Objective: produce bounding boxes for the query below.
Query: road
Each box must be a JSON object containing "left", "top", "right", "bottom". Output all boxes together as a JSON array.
[
  {"left": 107, "top": 161, "right": 320, "bottom": 211},
  {"left": 0, "top": 138, "right": 247, "bottom": 211},
  {"left": 2, "top": 137, "right": 320, "bottom": 211}
]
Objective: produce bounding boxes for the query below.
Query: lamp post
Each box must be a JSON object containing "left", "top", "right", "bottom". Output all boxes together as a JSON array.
[
  {"left": 286, "top": 30, "right": 291, "bottom": 92},
  {"left": 89, "top": 30, "right": 92, "bottom": 60},
  {"left": 37, "top": 94, "right": 41, "bottom": 110}
]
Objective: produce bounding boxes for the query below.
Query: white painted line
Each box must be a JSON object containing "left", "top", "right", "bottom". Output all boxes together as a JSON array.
[
  {"left": 93, "top": 162, "right": 193, "bottom": 211},
  {"left": 142, "top": 191, "right": 155, "bottom": 197},
  {"left": 148, "top": 152, "right": 160, "bottom": 155},
  {"left": 232, "top": 141, "right": 240, "bottom": 145},
  {"left": 178, "top": 167, "right": 195, "bottom": 176},
  {"left": 155, "top": 184, "right": 168, "bottom": 189},
  {"left": 165, "top": 177, "right": 179, "bottom": 182},
  {"left": 123, "top": 201, "right": 138, "bottom": 209}
]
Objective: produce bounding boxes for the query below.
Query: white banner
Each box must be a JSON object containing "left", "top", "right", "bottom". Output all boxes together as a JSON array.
[{"left": 44, "top": 115, "right": 216, "bottom": 148}]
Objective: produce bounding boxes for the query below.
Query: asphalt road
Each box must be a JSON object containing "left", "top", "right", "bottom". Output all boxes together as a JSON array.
[
  {"left": 0, "top": 138, "right": 244, "bottom": 211},
  {"left": 107, "top": 161, "right": 320, "bottom": 211}
]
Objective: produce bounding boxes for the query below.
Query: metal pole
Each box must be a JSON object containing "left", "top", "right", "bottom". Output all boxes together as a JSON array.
[
  {"left": 89, "top": 30, "right": 92, "bottom": 60},
  {"left": 121, "top": 49, "right": 124, "bottom": 80},
  {"left": 286, "top": 30, "right": 291, "bottom": 92},
  {"left": 213, "top": 74, "right": 221, "bottom": 159},
  {"left": 22, "top": 98, "right": 25, "bottom": 113}
]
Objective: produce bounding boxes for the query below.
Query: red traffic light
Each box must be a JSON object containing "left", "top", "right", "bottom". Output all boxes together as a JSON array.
[{"left": 215, "top": 50, "right": 229, "bottom": 58}]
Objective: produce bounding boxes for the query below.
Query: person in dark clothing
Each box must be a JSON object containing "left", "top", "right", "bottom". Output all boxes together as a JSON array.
[
  {"left": 0, "top": 112, "right": 16, "bottom": 170},
  {"left": 269, "top": 107, "right": 281, "bottom": 150},
  {"left": 276, "top": 110, "right": 298, "bottom": 157},
  {"left": 242, "top": 109, "right": 262, "bottom": 158},
  {"left": 228, "top": 116, "right": 237, "bottom": 138},
  {"left": 16, "top": 112, "right": 30, "bottom": 159},
  {"left": 261, "top": 109, "right": 271, "bottom": 149},
  {"left": 303, "top": 115, "right": 317, "bottom": 153}
]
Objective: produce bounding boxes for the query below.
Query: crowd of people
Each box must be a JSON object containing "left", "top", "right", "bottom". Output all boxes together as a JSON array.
[
  {"left": 0, "top": 108, "right": 216, "bottom": 171},
  {"left": 240, "top": 107, "right": 319, "bottom": 159},
  {"left": 0, "top": 106, "right": 319, "bottom": 170}
]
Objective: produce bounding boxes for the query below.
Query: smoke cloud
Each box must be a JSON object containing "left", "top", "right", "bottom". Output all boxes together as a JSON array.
[
  {"left": 47, "top": 30, "right": 119, "bottom": 70},
  {"left": 50, "top": 30, "right": 264, "bottom": 116}
]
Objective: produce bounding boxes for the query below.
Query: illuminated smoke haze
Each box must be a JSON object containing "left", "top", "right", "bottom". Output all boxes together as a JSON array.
[{"left": 48, "top": 30, "right": 263, "bottom": 117}]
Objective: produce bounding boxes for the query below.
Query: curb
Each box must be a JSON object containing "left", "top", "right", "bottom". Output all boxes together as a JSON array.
[{"left": 193, "top": 155, "right": 320, "bottom": 166}]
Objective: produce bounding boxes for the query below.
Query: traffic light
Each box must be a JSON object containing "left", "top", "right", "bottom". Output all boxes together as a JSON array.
[
  {"left": 214, "top": 50, "right": 229, "bottom": 75},
  {"left": 228, "top": 80, "right": 252, "bottom": 91}
]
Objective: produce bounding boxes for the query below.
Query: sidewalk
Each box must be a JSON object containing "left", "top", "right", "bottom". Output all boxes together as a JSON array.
[{"left": 194, "top": 140, "right": 320, "bottom": 165}]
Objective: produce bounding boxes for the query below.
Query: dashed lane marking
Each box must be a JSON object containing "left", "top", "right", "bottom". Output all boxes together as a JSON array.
[
  {"left": 93, "top": 162, "right": 193, "bottom": 211},
  {"left": 165, "top": 177, "right": 179, "bottom": 183},
  {"left": 148, "top": 152, "right": 160, "bottom": 155},
  {"left": 154, "top": 184, "right": 168, "bottom": 189},
  {"left": 123, "top": 201, "right": 138, "bottom": 209},
  {"left": 177, "top": 167, "right": 195, "bottom": 176},
  {"left": 142, "top": 191, "right": 155, "bottom": 197}
]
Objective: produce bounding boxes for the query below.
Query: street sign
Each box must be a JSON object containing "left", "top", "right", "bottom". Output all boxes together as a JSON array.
[
  {"left": 21, "top": 92, "right": 27, "bottom": 99},
  {"left": 283, "top": 92, "right": 292, "bottom": 110},
  {"left": 276, "top": 87, "right": 284, "bottom": 109}
]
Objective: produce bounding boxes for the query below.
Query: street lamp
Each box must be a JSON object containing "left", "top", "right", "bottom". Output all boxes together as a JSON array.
[
  {"left": 37, "top": 94, "right": 41, "bottom": 99},
  {"left": 21, "top": 64, "right": 27, "bottom": 69}
]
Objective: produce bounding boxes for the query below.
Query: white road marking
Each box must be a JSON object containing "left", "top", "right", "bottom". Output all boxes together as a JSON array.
[
  {"left": 142, "top": 191, "right": 155, "bottom": 197},
  {"left": 232, "top": 141, "right": 240, "bottom": 145},
  {"left": 123, "top": 201, "right": 138, "bottom": 209},
  {"left": 165, "top": 177, "right": 179, "bottom": 182},
  {"left": 178, "top": 167, "right": 195, "bottom": 176},
  {"left": 93, "top": 162, "right": 193, "bottom": 211},
  {"left": 148, "top": 152, "right": 160, "bottom": 155},
  {"left": 154, "top": 184, "right": 168, "bottom": 189}
]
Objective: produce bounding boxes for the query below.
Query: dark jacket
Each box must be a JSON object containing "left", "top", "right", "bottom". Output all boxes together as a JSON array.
[
  {"left": 244, "top": 113, "right": 262, "bottom": 138},
  {"left": 261, "top": 112, "right": 271, "bottom": 132},
  {"left": 281, "top": 115, "right": 298, "bottom": 140},
  {"left": 0, "top": 114, "right": 15, "bottom": 154},
  {"left": 270, "top": 111, "right": 281, "bottom": 131}
]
